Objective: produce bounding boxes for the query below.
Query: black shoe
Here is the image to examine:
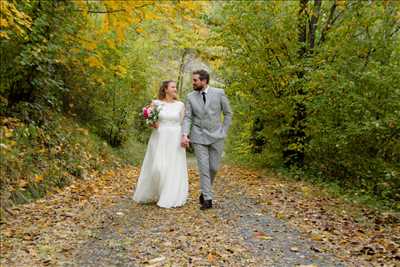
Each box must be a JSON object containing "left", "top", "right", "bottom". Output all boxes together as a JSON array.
[
  {"left": 199, "top": 193, "right": 204, "bottom": 205},
  {"left": 200, "top": 199, "right": 212, "bottom": 210}
]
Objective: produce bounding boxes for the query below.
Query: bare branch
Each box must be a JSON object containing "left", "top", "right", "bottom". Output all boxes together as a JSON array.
[
  {"left": 390, "top": 25, "right": 400, "bottom": 38},
  {"left": 73, "top": 9, "right": 127, "bottom": 14},
  {"left": 318, "top": 1, "right": 337, "bottom": 45}
]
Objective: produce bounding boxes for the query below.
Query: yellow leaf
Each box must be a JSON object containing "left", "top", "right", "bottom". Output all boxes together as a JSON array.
[
  {"left": 144, "top": 11, "right": 161, "bottom": 20},
  {"left": 74, "top": 0, "right": 87, "bottom": 10},
  {"left": 114, "top": 65, "right": 127, "bottom": 78},
  {"left": 301, "top": 186, "right": 311, "bottom": 197},
  {"left": 115, "top": 26, "right": 125, "bottom": 42},
  {"left": 104, "top": 0, "right": 120, "bottom": 10},
  {"left": 0, "top": 31, "right": 10, "bottom": 40},
  {"left": 70, "top": 48, "right": 81, "bottom": 54},
  {"left": 34, "top": 175, "right": 44, "bottom": 183},
  {"left": 3, "top": 127, "right": 13, "bottom": 138},
  {"left": 86, "top": 56, "right": 104, "bottom": 69},
  {"left": 311, "top": 233, "right": 324, "bottom": 241},
  {"left": 106, "top": 39, "right": 116, "bottom": 49},
  {"left": 0, "top": 18, "right": 9, "bottom": 28},
  {"left": 84, "top": 42, "right": 97, "bottom": 51},
  {"left": 101, "top": 15, "right": 109, "bottom": 34}
]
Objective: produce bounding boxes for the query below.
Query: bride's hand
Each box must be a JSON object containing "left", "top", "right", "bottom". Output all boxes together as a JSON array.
[{"left": 150, "top": 122, "right": 159, "bottom": 129}]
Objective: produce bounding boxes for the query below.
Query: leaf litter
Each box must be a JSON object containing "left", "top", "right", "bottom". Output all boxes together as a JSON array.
[{"left": 0, "top": 163, "right": 398, "bottom": 266}]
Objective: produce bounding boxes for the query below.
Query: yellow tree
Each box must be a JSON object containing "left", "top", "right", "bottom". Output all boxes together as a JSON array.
[
  {"left": 0, "top": 0, "right": 32, "bottom": 40},
  {"left": 65, "top": 0, "right": 209, "bottom": 89}
]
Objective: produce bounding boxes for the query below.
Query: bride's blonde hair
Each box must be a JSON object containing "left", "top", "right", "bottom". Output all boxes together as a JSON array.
[{"left": 158, "top": 80, "right": 178, "bottom": 100}]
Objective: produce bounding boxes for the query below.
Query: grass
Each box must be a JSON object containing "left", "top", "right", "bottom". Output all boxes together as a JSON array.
[
  {"left": 0, "top": 113, "right": 126, "bottom": 222},
  {"left": 114, "top": 135, "right": 148, "bottom": 166}
]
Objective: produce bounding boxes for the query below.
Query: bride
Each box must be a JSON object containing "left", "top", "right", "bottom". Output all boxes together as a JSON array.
[{"left": 132, "top": 80, "right": 189, "bottom": 208}]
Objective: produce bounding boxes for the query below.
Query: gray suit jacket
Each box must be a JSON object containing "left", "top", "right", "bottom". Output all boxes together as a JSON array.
[{"left": 182, "top": 87, "right": 233, "bottom": 145}]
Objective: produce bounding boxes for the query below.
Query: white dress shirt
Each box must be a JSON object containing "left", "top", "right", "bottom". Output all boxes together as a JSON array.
[{"left": 200, "top": 85, "right": 209, "bottom": 94}]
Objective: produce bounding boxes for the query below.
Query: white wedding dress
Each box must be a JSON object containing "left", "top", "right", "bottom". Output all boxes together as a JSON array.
[{"left": 132, "top": 100, "right": 188, "bottom": 208}]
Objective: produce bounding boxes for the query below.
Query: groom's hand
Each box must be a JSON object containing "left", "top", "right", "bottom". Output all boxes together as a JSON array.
[{"left": 181, "top": 135, "right": 190, "bottom": 148}]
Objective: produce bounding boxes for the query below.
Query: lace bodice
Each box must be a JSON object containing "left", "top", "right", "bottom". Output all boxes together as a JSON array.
[{"left": 153, "top": 100, "right": 184, "bottom": 127}]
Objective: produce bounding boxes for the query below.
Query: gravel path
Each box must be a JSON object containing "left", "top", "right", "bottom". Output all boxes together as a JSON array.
[{"left": 68, "top": 159, "right": 345, "bottom": 266}]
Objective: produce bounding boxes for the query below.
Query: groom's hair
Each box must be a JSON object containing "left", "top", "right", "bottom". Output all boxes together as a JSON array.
[{"left": 193, "top": 69, "right": 209, "bottom": 84}]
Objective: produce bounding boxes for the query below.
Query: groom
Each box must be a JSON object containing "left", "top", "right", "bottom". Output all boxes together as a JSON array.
[{"left": 181, "top": 70, "right": 233, "bottom": 210}]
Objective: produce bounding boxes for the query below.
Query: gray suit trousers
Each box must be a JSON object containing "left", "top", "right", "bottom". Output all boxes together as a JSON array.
[{"left": 192, "top": 139, "right": 224, "bottom": 200}]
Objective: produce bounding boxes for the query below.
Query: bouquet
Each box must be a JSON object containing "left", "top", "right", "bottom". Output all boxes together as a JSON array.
[{"left": 141, "top": 101, "right": 162, "bottom": 125}]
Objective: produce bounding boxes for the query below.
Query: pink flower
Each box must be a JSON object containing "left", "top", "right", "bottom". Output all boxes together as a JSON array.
[
  {"left": 141, "top": 102, "right": 160, "bottom": 125},
  {"left": 143, "top": 107, "right": 150, "bottom": 119}
]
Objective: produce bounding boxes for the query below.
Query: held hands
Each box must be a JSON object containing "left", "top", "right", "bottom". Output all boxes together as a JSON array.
[
  {"left": 180, "top": 135, "right": 190, "bottom": 148},
  {"left": 150, "top": 122, "right": 159, "bottom": 129}
]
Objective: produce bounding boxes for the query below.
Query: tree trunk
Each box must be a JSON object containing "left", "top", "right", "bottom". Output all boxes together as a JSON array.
[
  {"left": 309, "top": 0, "right": 322, "bottom": 51},
  {"left": 177, "top": 48, "right": 189, "bottom": 98},
  {"left": 283, "top": 0, "right": 311, "bottom": 167},
  {"left": 298, "top": 0, "right": 309, "bottom": 58}
]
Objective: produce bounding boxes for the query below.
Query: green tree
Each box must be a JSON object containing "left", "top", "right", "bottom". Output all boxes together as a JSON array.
[{"left": 210, "top": 0, "right": 400, "bottom": 204}]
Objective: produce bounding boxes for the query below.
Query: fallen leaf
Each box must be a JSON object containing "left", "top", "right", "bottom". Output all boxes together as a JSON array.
[
  {"left": 148, "top": 256, "right": 166, "bottom": 264},
  {"left": 207, "top": 252, "right": 215, "bottom": 262}
]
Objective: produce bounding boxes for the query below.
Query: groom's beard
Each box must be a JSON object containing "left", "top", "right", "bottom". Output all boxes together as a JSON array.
[{"left": 193, "top": 84, "right": 204, "bottom": 91}]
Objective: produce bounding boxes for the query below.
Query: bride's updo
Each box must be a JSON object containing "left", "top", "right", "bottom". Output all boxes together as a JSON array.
[{"left": 158, "top": 80, "right": 178, "bottom": 100}]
